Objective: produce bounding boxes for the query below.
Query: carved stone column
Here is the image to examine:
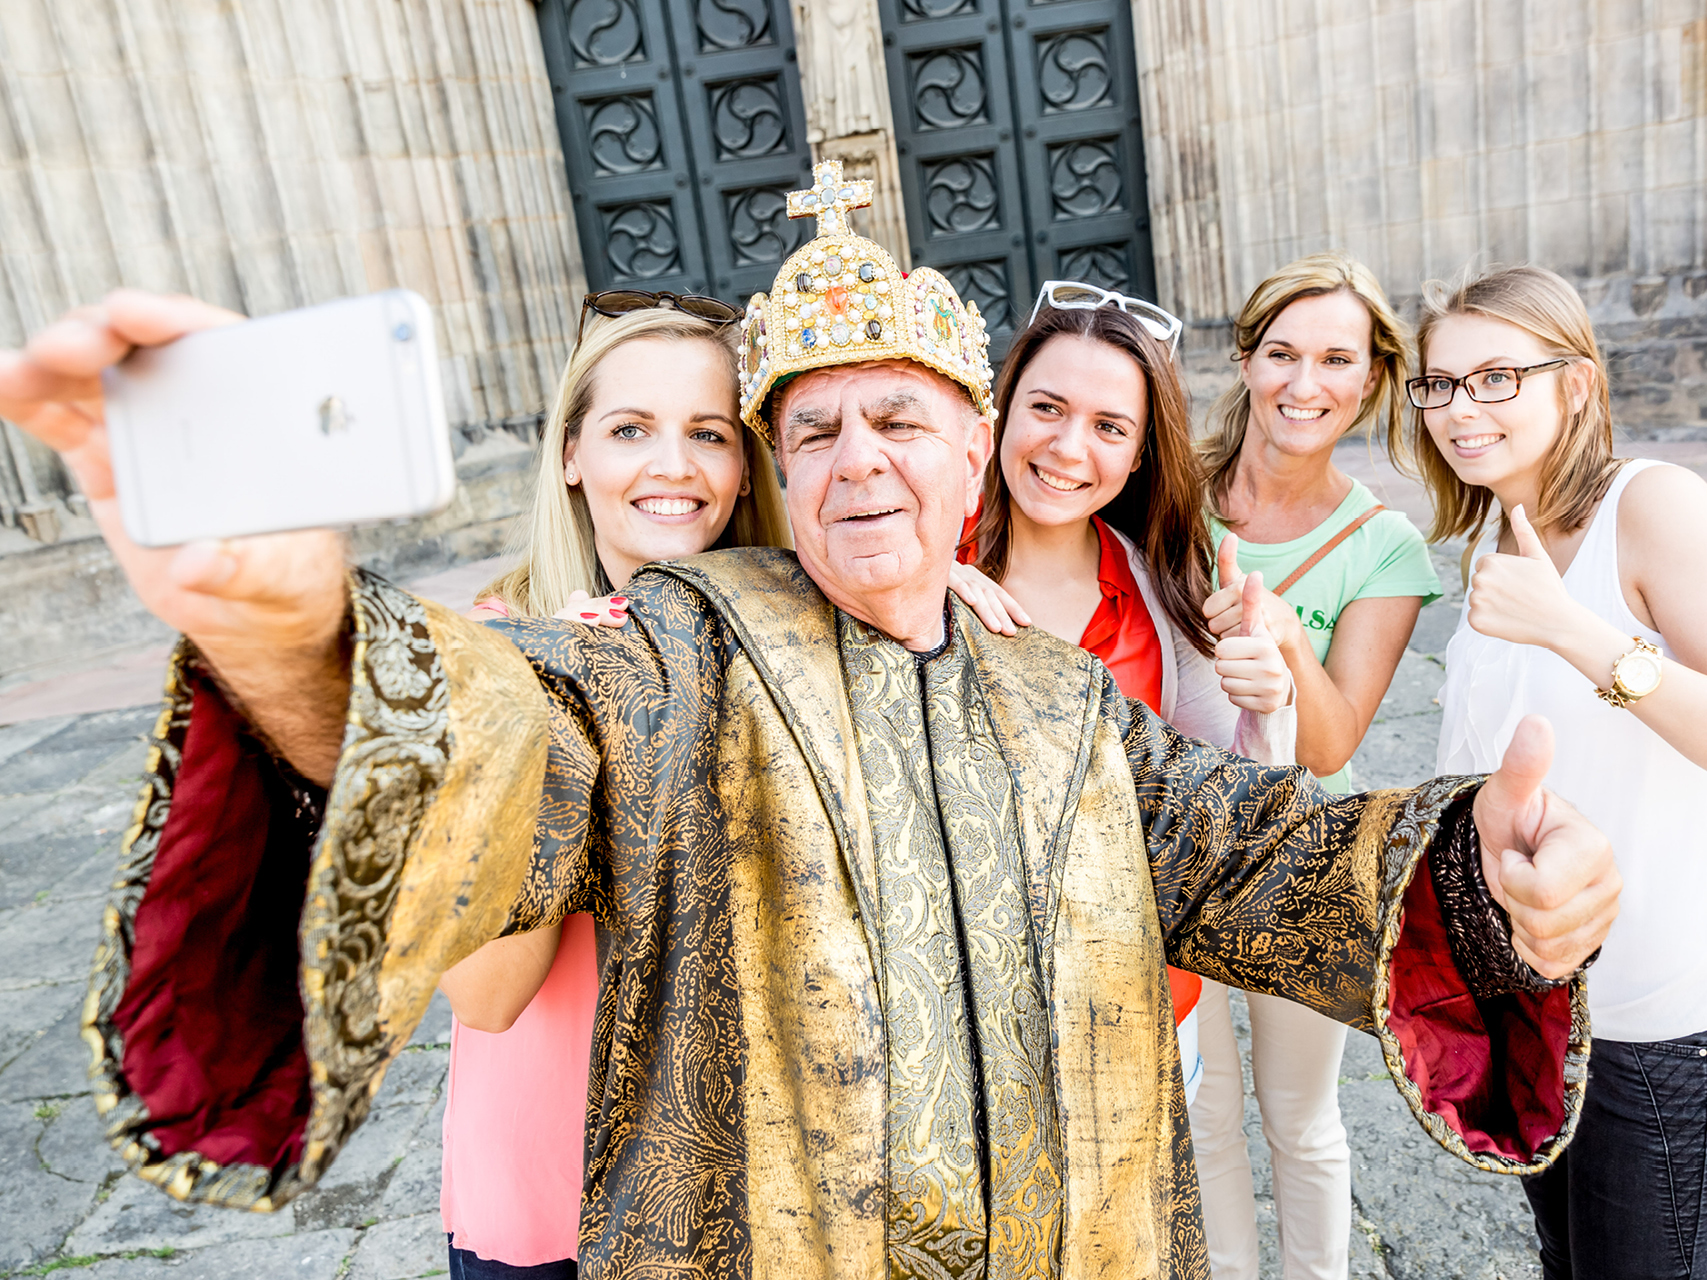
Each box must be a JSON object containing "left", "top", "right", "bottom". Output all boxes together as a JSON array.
[
  {"left": 0, "top": 0, "right": 586, "bottom": 444},
  {"left": 791, "top": 0, "right": 911, "bottom": 265},
  {"left": 0, "top": 0, "right": 588, "bottom": 679}
]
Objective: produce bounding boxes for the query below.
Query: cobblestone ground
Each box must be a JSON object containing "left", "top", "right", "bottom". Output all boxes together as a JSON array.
[{"left": 0, "top": 544, "right": 1542, "bottom": 1279}]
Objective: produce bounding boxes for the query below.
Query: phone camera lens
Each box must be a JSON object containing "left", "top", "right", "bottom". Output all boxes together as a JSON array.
[{"left": 393, "top": 323, "right": 414, "bottom": 342}]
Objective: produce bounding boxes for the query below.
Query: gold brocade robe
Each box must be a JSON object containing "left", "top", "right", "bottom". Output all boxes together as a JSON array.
[
  {"left": 842, "top": 611, "right": 1066, "bottom": 1278},
  {"left": 82, "top": 550, "right": 1590, "bottom": 1280}
]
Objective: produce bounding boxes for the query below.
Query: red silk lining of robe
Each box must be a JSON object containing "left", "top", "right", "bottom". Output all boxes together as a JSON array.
[
  {"left": 1391, "top": 860, "right": 1569, "bottom": 1162},
  {"left": 111, "top": 675, "right": 312, "bottom": 1170}
]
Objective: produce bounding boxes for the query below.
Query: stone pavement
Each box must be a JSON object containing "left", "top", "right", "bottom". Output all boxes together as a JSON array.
[
  {"left": 0, "top": 536, "right": 1548, "bottom": 1279},
  {"left": 0, "top": 559, "right": 511, "bottom": 725}
]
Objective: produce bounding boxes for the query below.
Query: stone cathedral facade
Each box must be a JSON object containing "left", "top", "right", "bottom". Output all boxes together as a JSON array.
[{"left": 1, "top": 0, "right": 1703, "bottom": 680}]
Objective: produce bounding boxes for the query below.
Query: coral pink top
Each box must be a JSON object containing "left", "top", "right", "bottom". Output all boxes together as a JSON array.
[
  {"left": 441, "top": 912, "right": 599, "bottom": 1265},
  {"left": 443, "top": 595, "right": 599, "bottom": 1265}
]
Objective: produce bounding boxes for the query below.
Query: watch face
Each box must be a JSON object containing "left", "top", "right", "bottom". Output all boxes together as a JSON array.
[{"left": 1618, "top": 650, "right": 1664, "bottom": 697}]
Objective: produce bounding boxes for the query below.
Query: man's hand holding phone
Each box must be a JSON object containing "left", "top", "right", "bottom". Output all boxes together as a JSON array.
[{"left": 0, "top": 290, "right": 352, "bottom": 784}]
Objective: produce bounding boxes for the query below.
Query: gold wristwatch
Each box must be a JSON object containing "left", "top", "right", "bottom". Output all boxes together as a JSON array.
[{"left": 1595, "top": 637, "right": 1664, "bottom": 708}]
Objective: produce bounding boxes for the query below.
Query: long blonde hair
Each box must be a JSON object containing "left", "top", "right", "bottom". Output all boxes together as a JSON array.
[
  {"left": 482, "top": 309, "right": 791, "bottom": 617},
  {"left": 1411, "top": 264, "right": 1622, "bottom": 544},
  {"left": 1200, "top": 252, "right": 1412, "bottom": 519}
]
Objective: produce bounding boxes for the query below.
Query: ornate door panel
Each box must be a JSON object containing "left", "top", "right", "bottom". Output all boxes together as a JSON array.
[
  {"left": 538, "top": 0, "right": 815, "bottom": 301},
  {"left": 875, "top": 1, "right": 1033, "bottom": 351},
  {"left": 664, "top": 0, "right": 816, "bottom": 300},
  {"left": 538, "top": 0, "right": 705, "bottom": 295},
  {"left": 1010, "top": 2, "right": 1154, "bottom": 302},
  {"left": 877, "top": 0, "right": 1155, "bottom": 353}
]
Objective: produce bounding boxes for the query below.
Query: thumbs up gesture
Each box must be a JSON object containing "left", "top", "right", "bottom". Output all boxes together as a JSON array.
[
  {"left": 1472, "top": 714, "right": 1620, "bottom": 978},
  {"left": 1467, "top": 505, "right": 1587, "bottom": 649},
  {"left": 1217, "top": 532, "right": 1245, "bottom": 592},
  {"left": 1212, "top": 567, "right": 1295, "bottom": 713},
  {"left": 1204, "top": 533, "right": 1302, "bottom": 656}
]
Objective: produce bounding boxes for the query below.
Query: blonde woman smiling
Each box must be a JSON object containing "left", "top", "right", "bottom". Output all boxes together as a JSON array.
[
  {"left": 1418, "top": 265, "right": 1707, "bottom": 1280},
  {"left": 436, "top": 297, "right": 788, "bottom": 1280},
  {"left": 1193, "top": 253, "right": 1440, "bottom": 1280}
]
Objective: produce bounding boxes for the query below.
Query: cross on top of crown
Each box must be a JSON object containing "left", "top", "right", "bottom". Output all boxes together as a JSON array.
[{"left": 786, "top": 160, "right": 874, "bottom": 237}]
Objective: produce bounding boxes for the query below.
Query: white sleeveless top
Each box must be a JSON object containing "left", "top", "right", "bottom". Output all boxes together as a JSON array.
[{"left": 1436, "top": 460, "right": 1707, "bottom": 1043}]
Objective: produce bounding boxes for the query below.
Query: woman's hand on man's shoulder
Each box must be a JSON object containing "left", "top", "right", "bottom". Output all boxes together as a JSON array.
[
  {"left": 949, "top": 562, "right": 1031, "bottom": 636},
  {"left": 554, "top": 589, "right": 630, "bottom": 628},
  {"left": 465, "top": 591, "right": 632, "bottom": 626}
]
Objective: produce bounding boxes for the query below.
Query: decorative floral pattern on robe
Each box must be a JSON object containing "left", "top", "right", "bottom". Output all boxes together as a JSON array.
[{"left": 81, "top": 550, "right": 1587, "bottom": 1280}]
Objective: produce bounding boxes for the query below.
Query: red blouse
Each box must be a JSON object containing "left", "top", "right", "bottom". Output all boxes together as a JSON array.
[
  {"left": 1079, "top": 518, "right": 1164, "bottom": 715},
  {"left": 1080, "top": 521, "right": 1197, "bottom": 1023}
]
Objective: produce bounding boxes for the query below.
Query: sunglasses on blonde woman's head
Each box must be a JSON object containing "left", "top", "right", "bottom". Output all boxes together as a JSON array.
[
  {"left": 1028, "top": 280, "right": 1184, "bottom": 354},
  {"left": 577, "top": 289, "right": 742, "bottom": 344},
  {"left": 1405, "top": 359, "right": 1570, "bottom": 410}
]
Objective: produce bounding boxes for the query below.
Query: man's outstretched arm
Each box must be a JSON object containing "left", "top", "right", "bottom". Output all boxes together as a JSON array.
[
  {"left": 2, "top": 293, "right": 581, "bottom": 1209},
  {"left": 1125, "top": 696, "right": 1618, "bottom": 1176}
]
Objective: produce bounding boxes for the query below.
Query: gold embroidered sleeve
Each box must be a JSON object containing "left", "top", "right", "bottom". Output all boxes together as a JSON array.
[
  {"left": 1125, "top": 697, "right": 1419, "bottom": 1027},
  {"left": 1123, "top": 698, "right": 1589, "bottom": 1176},
  {"left": 83, "top": 569, "right": 557, "bottom": 1210}
]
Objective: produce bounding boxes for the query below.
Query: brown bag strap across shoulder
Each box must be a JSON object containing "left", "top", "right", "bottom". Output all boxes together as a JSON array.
[{"left": 1272, "top": 503, "right": 1386, "bottom": 597}]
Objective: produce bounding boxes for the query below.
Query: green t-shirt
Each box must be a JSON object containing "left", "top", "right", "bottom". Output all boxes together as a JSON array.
[{"left": 1208, "top": 480, "right": 1441, "bottom": 792}]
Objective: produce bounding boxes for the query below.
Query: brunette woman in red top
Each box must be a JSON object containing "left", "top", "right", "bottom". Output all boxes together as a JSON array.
[{"left": 956, "top": 285, "right": 1297, "bottom": 1100}]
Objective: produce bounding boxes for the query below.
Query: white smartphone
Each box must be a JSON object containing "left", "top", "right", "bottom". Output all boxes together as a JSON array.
[{"left": 103, "top": 289, "right": 456, "bottom": 547}]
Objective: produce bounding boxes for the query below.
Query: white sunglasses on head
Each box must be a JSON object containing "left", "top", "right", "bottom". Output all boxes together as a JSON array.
[{"left": 1028, "top": 280, "right": 1183, "bottom": 354}]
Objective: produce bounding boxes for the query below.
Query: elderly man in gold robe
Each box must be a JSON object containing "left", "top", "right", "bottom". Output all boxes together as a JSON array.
[{"left": 0, "top": 166, "right": 1619, "bottom": 1280}]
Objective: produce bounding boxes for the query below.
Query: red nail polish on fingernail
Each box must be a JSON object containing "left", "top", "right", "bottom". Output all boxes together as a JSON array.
[
  {"left": 609, "top": 609, "right": 626, "bottom": 617},
  {"left": 580, "top": 612, "right": 599, "bottom": 619},
  {"left": 609, "top": 596, "right": 627, "bottom": 605}
]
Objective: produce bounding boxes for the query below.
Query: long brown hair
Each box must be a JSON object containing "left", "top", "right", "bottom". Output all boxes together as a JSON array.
[
  {"left": 482, "top": 308, "right": 791, "bottom": 617},
  {"left": 966, "top": 304, "right": 1214, "bottom": 657},
  {"left": 1411, "top": 264, "right": 1623, "bottom": 544},
  {"left": 1200, "top": 251, "right": 1411, "bottom": 520}
]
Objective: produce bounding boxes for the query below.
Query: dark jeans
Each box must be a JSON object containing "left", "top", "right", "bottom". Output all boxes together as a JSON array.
[
  {"left": 1523, "top": 1029, "right": 1707, "bottom": 1279},
  {"left": 446, "top": 1237, "right": 576, "bottom": 1280}
]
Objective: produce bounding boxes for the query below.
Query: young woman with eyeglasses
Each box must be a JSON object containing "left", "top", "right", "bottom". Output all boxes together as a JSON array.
[
  {"left": 433, "top": 295, "right": 790, "bottom": 1280},
  {"left": 1191, "top": 253, "right": 1440, "bottom": 1280},
  {"left": 1415, "top": 265, "right": 1707, "bottom": 1280},
  {"left": 953, "top": 282, "right": 1299, "bottom": 1120}
]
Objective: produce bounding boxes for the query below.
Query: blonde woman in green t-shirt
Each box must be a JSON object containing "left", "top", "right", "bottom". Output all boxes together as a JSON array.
[{"left": 1190, "top": 252, "right": 1441, "bottom": 1280}]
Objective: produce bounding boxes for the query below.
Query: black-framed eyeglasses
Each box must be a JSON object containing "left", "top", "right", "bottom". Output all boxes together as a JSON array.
[
  {"left": 1405, "top": 359, "right": 1569, "bottom": 410},
  {"left": 577, "top": 289, "right": 742, "bottom": 344}
]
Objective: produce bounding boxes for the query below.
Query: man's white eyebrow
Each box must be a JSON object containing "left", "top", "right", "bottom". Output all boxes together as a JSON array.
[
  {"left": 861, "top": 390, "right": 929, "bottom": 422},
  {"left": 781, "top": 386, "right": 932, "bottom": 448}
]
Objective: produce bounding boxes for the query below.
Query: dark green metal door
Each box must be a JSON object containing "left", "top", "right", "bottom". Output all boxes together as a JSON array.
[
  {"left": 537, "top": 0, "right": 816, "bottom": 302},
  {"left": 877, "top": 0, "right": 1156, "bottom": 353}
]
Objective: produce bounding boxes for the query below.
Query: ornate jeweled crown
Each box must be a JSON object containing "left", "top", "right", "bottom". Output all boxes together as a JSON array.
[{"left": 739, "top": 160, "right": 996, "bottom": 443}]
